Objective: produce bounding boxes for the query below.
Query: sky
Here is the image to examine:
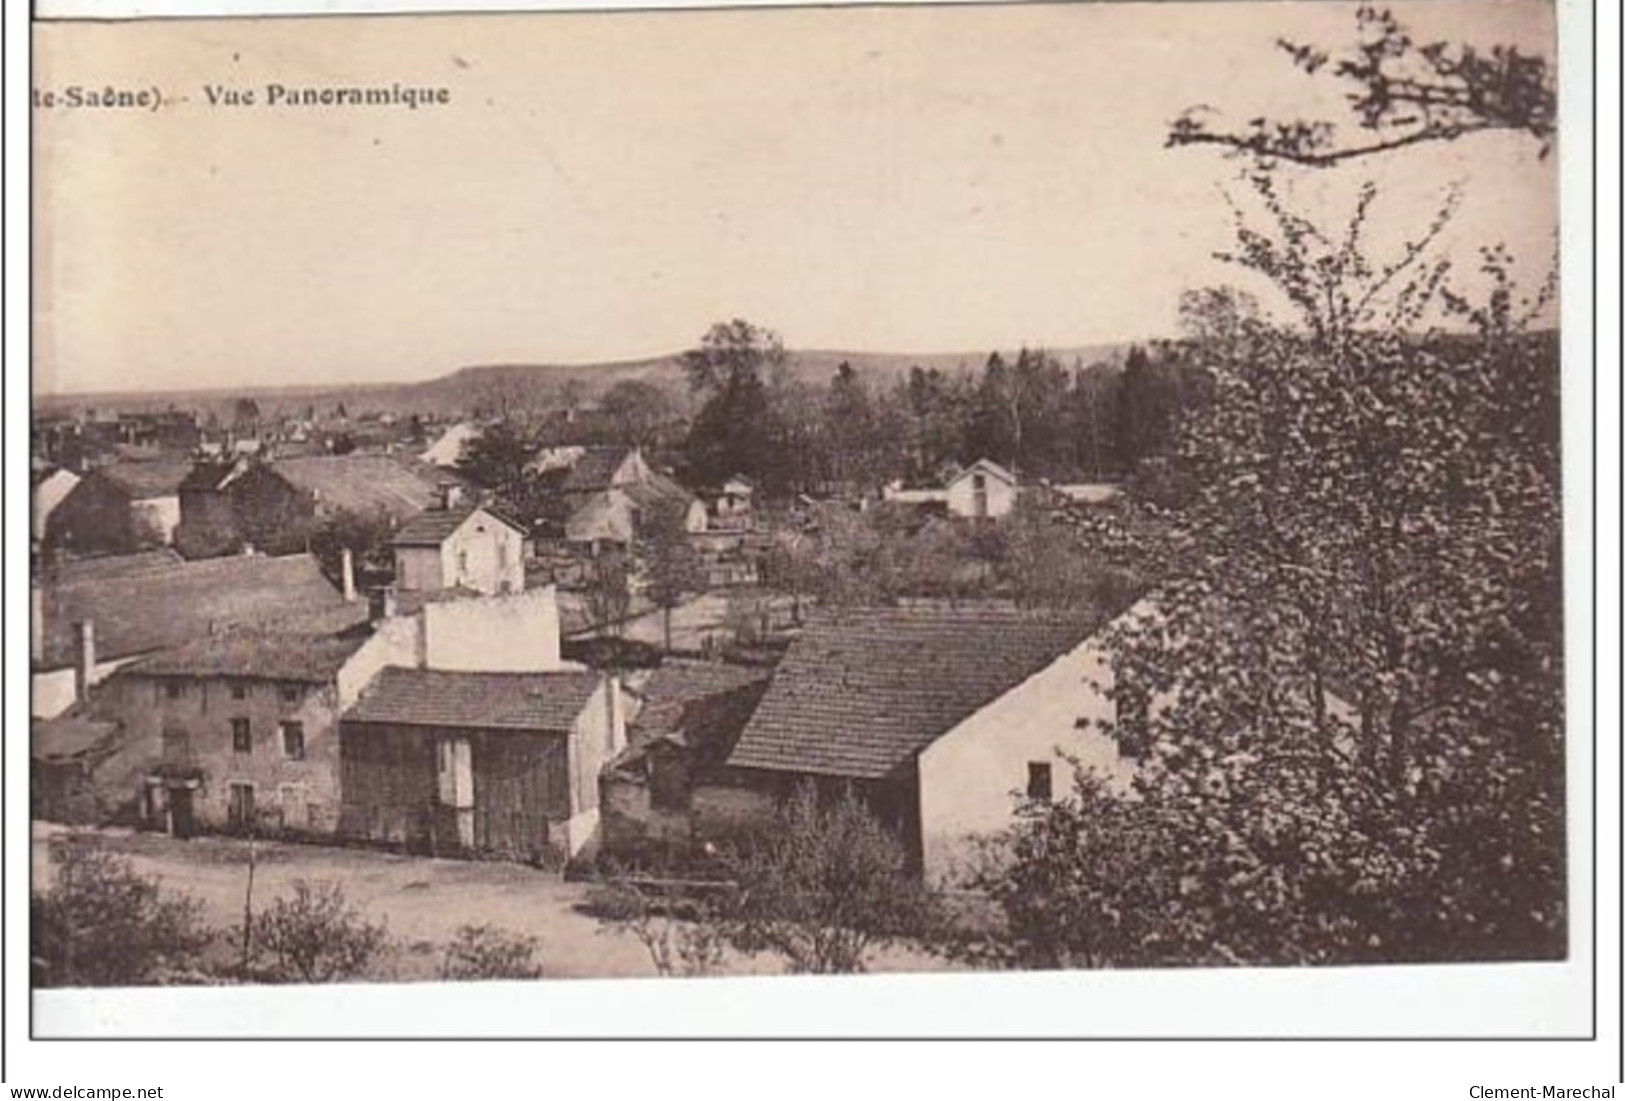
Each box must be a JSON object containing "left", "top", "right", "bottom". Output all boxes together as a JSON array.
[{"left": 32, "top": 1, "right": 1558, "bottom": 395}]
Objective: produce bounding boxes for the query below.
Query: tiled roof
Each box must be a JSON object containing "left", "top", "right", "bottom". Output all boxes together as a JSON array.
[
  {"left": 628, "top": 661, "right": 772, "bottom": 770},
  {"left": 47, "top": 549, "right": 184, "bottom": 585},
  {"left": 391, "top": 505, "right": 524, "bottom": 547},
  {"left": 126, "top": 630, "right": 368, "bottom": 682},
  {"left": 342, "top": 666, "right": 603, "bottom": 732},
  {"left": 94, "top": 460, "right": 194, "bottom": 499},
  {"left": 178, "top": 461, "right": 236, "bottom": 493},
  {"left": 36, "top": 552, "right": 359, "bottom": 671},
  {"left": 558, "top": 447, "right": 634, "bottom": 494},
  {"left": 623, "top": 474, "right": 696, "bottom": 514},
  {"left": 727, "top": 603, "right": 1104, "bottom": 779},
  {"left": 271, "top": 455, "right": 443, "bottom": 521},
  {"left": 634, "top": 660, "right": 773, "bottom": 713},
  {"left": 33, "top": 711, "right": 122, "bottom": 762},
  {"left": 391, "top": 506, "right": 476, "bottom": 546}
]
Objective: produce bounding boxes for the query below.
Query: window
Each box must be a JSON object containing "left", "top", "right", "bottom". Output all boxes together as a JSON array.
[
  {"left": 165, "top": 682, "right": 184, "bottom": 700},
  {"left": 279, "top": 683, "right": 301, "bottom": 704},
  {"left": 229, "top": 681, "right": 247, "bottom": 701},
  {"left": 281, "top": 721, "right": 306, "bottom": 760},
  {"left": 457, "top": 548, "right": 469, "bottom": 578},
  {"left": 1026, "top": 761, "right": 1054, "bottom": 802},
  {"left": 231, "top": 717, "right": 252, "bottom": 754}
]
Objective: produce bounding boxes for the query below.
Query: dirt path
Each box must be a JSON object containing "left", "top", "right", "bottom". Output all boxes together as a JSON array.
[{"left": 32, "top": 824, "right": 954, "bottom": 982}]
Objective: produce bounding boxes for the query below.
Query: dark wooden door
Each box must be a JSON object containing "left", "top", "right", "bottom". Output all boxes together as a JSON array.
[{"left": 170, "top": 787, "right": 197, "bottom": 839}]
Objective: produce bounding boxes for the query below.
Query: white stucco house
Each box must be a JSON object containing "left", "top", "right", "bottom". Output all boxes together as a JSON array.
[
  {"left": 944, "top": 459, "right": 1019, "bottom": 519},
  {"left": 882, "top": 458, "right": 1020, "bottom": 520},
  {"left": 727, "top": 599, "right": 1145, "bottom": 884},
  {"left": 391, "top": 504, "right": 526, "bottom": 596}
]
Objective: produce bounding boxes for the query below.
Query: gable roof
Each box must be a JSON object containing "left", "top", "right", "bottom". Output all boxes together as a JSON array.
[
  {"left": 33, "top": 710, "right": 123, "bottom": 763},
  {"left": 626, "top": 661, "right": 772, "bottom": 769},
  {"left": 91, "top": 460, "right": 194, "bottom": 500},
  {"left": 125, "top": 630, "right": 369, "bottom": 683},
  {"left": 342, "top": 666, "right": 602, "bottom": 732},
  {"left": 36, "top": 552, "right": 359, "bottom": 671},
  {"left": 47, "top": 548, "right": 184, "bottom": 585},
  {"left": 391, "top": 505, "right": 526, "bottom": 547},
  {"left": 947, "top": 458, "right": 1017, "bottom": 489},
  {"left": 270, "top": 455, "right": 443, "bottom": 521},
  {"left": 727, "top": 603, "right": 1105, "bottom": 779},
  {"left": 558, "top": 447, "right": 641, "bottom": 494}
]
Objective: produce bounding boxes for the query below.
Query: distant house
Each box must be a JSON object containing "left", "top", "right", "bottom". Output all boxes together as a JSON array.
[
  {"left": 563, "top": 479, "right": 708, "bottom": 553},
  {"left": 391, "top": 503, "right": 526, "bottom": 595},
  {"left": 31, "top": 468, "right": 81, "bottom": 544},
  {"left": 697, "top": 475, "right": 756, "bottom": 532},
  {"left": 30, "top": 551, "right": 365, "bottom": 720},
  {"left": 173, "top": 454, "right": 459, "bottom": 561},
  {"left": 174, "top": 460, "right": 314, "bottom": 560},
  {"left": 545, "top": 446, "right": 707, "bottom": 553},
  {"left": 600, "top": 660, "right": 774, "bottom": 860},
  {"left": 724, "top": 602, "right": 1136, "bottom": 883},
  {"left": 339, "top": 664, "right": 624, "bottom": 862},
  {"left": 421, "top": 422, "right": 482, "bottom": 468},
  {"left": 45, "top": 460, "right": 193, "bottom": 555},
  {"left": 944, "top": 459, "right": 1019, "bottom": 519},
  {"left": 553, "top": 446, "right": 655, "bottom": 495},
  {"left": 881, "top": 458, "right": 1019, "bottom": 520}
]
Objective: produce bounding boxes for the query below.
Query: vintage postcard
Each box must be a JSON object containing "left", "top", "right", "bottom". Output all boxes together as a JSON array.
[{"left": 22, "top": 0, "right": 1596, "bottom": 1065}]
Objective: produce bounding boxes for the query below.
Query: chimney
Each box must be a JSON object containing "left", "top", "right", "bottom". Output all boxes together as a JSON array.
[
  {"left": 73, "top": 619, "right": 95, "bottom": 703},
  {"left": 441, "top": 483, "right": 466, "bottom": 511},
  {"left": 340, "top": 547, "right": 357, "bottom": 602},
  {"left": 30, "top": 581, "right": 44, "bottom": 665}
]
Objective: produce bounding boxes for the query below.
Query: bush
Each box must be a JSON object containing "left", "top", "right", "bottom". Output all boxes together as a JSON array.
[
  {"left": 439, "top": 924, "right": 545, "bottom": 980},
  {"left": 32, "top": 844, "right": 214, "bottom": 987},
  {"left": 243, "top": 879, "right": 389, "bottom": 983}
]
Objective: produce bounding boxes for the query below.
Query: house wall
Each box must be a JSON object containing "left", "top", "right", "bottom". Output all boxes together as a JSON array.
[
  {"left": 337, "top": 722, "right": 440, "bottom": 849},
  {"left": 227, "top": 467, "right": 314, "bottom": 556},
  {"left": 394, "top": 545, "right": 445, "bottom": 591},
  {"left": 174, "top": 489, "right": 241, "bottom": 559},
  {"left": 945, "top": 471, "right": 1018, "bottom": 519},
  {"left": 441, "top": 511, "right": 525, "bottom": 595},
  {"left": 340, "top": 720, "right": 580, "bottom": 862},
  {"left": 32, "top": 471, "right": 81, "bottom": 542},
  {"left": 558, "top": 678, "right": 625, "bottom": 855},
  {"left": 45, "top": 476, "right": 147, "bottom": 557},
  {"left": 90, "top": 670, "right": 346, "bottom": 835},
  {"left": 335, "top": 614, "right": 424, "bottom": 707},
  {"left": 131, "top": 496, "right": 181, "bottom": 545},
  {"left": 421, "top": 585, "right": 563, "bottom": 672},
  {"left": 915, "top": 633, "right": 1133, "bottom": 884},
  {"left": 31, "top": 656, "right": 142, "bottom": 721}
]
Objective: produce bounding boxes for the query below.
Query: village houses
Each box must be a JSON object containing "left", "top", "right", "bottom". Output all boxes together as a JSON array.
[{"left": 45, "top": 459, "right": 193, "bottom": 555}]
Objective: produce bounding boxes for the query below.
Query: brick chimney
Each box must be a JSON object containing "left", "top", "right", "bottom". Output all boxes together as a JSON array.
[{"left": 73, "top": 619, "right": 95, "bottom": 703}]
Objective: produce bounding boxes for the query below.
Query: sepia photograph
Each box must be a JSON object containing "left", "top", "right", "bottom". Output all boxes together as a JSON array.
[{"left": 19, "top": 0, "right": 1599, "bottom": 1060}]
